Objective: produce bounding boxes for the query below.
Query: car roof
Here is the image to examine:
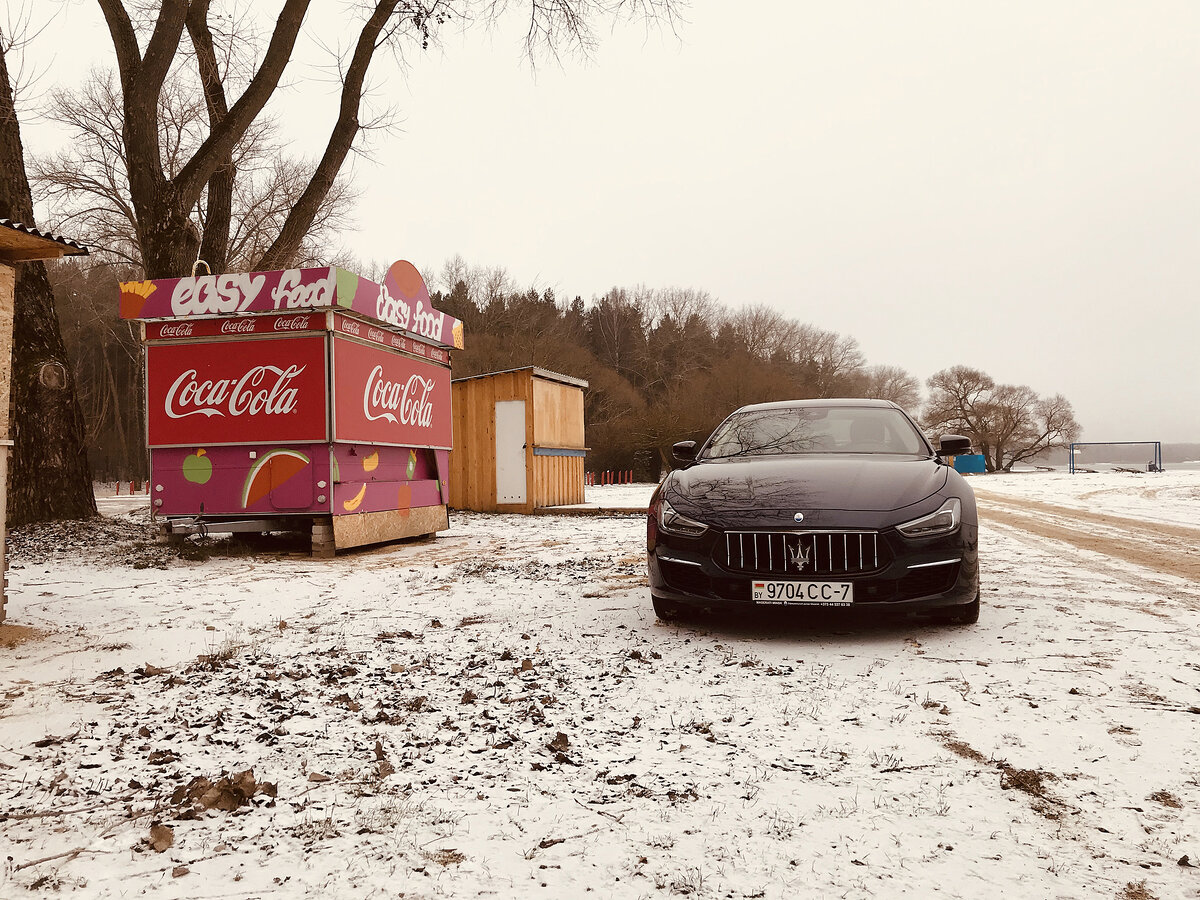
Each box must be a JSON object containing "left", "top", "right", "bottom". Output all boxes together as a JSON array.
[{"left": 734, "top": 398, "right": 904, "bottom": 413}]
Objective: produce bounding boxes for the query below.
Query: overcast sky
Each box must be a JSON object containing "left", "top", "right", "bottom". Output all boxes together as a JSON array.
[{"left": 26, "top": 1, "right": 1200, "bottom": 443}]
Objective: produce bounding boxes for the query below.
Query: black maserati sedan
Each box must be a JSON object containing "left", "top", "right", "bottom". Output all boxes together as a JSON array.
[{"left": 647, "top": 399, "right": 979, "bottom": 624}]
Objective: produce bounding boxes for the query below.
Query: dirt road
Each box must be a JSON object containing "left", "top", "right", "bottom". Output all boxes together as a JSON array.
[{"left": 976, "top": 488, "right": 1200, "bottom": 585}]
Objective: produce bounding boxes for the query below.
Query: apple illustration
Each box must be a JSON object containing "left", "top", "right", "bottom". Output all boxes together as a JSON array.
[{"left": 183, "top": 448, "right": 213, "bottom": 485}]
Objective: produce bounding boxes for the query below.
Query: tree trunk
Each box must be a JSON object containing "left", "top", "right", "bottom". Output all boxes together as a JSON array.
[
  {"left": 0, "top": 42, "right": 97, "bottom": 524},
  {"left": 8, "top": 263, "right": 98, "bottom": 524}
]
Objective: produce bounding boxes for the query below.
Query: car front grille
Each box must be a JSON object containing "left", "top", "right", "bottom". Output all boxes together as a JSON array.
[{"left": 716, "top": 531, "right": 888, "bottom": 577}]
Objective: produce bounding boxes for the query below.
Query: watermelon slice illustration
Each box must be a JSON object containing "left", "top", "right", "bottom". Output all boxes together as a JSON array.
[{"left": 241, "top": 449, "right": 311, "bottom": 509}]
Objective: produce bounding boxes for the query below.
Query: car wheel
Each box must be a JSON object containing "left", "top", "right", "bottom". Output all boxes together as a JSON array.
[
  {"left": 936, "top": 593, "right": 980, "bottom": 625},
  {"left": 652, "top": 596, "right": 681, "bottom": 622}
]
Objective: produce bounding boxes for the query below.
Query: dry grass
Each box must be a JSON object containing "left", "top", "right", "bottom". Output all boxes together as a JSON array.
[
  {"left": 422, "top": 848, "right": 466, "bottom": 866},
  {"left": 1000, "top": 766, "right": 1054, "bottom": 798},
  {"left": 1119, "top": 880, "right": 1158, "bottom": 900},
  {"left": 1148, "top": 789, "right": 1182, "bottom": 809},
  {"left": 939, "top": 736, "right": 989, "bottom": 765}
]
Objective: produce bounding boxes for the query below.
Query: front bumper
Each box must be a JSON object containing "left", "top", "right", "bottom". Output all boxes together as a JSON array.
[{"left": 648, "top": 524, "right": 979, "bottom": 615}]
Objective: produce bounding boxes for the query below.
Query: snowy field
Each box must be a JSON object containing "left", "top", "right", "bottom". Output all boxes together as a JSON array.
[{"left": 1, "top": 471, "right": 1199, "bottom": 899}]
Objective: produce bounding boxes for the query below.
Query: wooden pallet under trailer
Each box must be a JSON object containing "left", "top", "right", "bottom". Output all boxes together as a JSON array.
[{"left": 156, "top": 505, "right": 450, "bottom": 558}]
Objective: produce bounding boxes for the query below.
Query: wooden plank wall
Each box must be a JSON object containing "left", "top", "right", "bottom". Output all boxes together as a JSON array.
[
  {"left": 531, "top": 377, "right": 586, "bottom": 507},
  {"left": 449, "top": 370, "right": 531, "bottom": 511},
  {"left": 533, "top": 455, "right": 585, "bottom": 507}
]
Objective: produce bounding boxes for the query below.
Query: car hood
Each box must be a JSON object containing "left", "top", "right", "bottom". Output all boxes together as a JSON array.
[{"left": 663, "top": 455, "right": 949, "bottom": 530}]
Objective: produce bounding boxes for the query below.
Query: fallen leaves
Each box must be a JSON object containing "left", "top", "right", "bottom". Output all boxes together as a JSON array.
[
  {"left": 171, "top": 769, "right": 277, "bottom": 813},
  {"left": 148, "top": 824, "right": 174, "bottom": 853}
]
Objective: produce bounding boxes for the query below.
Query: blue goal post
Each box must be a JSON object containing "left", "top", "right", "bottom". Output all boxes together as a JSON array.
[{"left": 1069, "top": 441, "right": 1163, "bottom": 474}]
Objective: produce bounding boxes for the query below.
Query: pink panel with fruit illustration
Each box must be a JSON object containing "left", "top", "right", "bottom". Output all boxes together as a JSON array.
[
  {"left": 328, "top": 445, "right": 447, "bottom": 516},
  {"left": 152, "top": 445, "right": 332, "bottom": 517}
]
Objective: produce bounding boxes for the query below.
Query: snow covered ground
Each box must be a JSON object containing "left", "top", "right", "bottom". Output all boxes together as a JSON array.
[{"left": 1, "top": 471, "right": 1198, "bottom": 899}]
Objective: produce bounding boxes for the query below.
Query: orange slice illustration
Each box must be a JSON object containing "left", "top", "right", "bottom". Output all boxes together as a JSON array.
[{"left": 241, "top": 449, "right": 311, "bottom": 509}]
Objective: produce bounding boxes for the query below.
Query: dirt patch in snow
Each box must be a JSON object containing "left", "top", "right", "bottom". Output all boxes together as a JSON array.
[{"left": 0, "top": 624, "right": 47, "bottom": 647}]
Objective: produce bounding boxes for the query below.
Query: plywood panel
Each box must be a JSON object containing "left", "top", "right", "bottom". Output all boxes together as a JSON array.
[
  {"left": 532, "top": 377, "right": 585, "bottom": 450},
  {"left": 333, "top": 503, "right": 449, "bottom": 549}
]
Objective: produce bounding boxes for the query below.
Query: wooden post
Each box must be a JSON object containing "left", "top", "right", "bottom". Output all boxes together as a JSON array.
[{"left": 0, "top": 262, "right": 14, "bottom": 623}]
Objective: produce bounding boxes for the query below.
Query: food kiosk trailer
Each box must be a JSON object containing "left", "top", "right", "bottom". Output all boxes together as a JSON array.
[{"left": 119, "top": 260, "right": 463, "bottom": 556}]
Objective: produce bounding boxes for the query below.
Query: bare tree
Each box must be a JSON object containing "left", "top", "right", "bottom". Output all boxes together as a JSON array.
[
  {"left": 93, "top": 0, "right": 684, "bottom": 278},
  {"left": 854, "top": 363, "right": 921, "bottom": 409},
  {"left": 0, "top": 32, "right": 96, "bottom": 524},
  {"left": 923, "top": 365, "right": 1080, "bottom": 471},
  {"left": 33, "top": 67, "right": 358, "bottom": 272}
]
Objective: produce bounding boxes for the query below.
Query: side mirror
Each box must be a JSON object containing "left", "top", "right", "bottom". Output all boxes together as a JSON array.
[
  {"left": 937, "top": 435, "right": 972, "bottom": 457},
  {"left": 672, "top": 440, "right": 698, "bottom": 463}
]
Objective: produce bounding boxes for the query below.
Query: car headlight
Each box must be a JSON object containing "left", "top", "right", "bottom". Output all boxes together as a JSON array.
[
  {"left": 658, "top": 497, "right": 708, "bottom": 537},
  {"left": 896, "top": 497, "right": 961, "bottom": 538}
]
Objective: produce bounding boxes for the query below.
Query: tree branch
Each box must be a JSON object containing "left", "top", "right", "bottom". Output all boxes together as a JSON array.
[
  {"left": 186, "top": 0, "right": 233, "bottom": 272},
  {"left": 257, "top": 0, "right": 400, "bottom": 269},
  {"left": 176, "top": 0, "right": 311, "bottom": 204}
]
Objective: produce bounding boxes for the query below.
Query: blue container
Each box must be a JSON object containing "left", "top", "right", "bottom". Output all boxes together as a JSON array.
[{"left": 953, "top": 454, "right": 987, "bottom": 474}]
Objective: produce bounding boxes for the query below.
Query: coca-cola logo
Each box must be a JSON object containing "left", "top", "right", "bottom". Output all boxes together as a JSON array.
[
  {"left": 220, "top": 319, "right": 257, "bottom": 334},
  {"left": 363, "top": 366, "right": 435, "bottom": 428},
  {"left": 367, "top": 328, "right": 386, "bottom": 343},
  {"left": 274, "top": 315, "right": 311, "bottom": 332},
  {"left": 165, "top": 365, "right": 306, "bottom": 419},
  {"left": 158, "top": 322, "right": 194, "bottom": 338},
  {"left": 341, "top": 319, "right": 361, "bottom": 336}
]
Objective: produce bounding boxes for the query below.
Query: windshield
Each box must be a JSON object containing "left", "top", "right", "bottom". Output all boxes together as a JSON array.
[{"left": 702, "top": 406, "right": 929, "bottom": 458}]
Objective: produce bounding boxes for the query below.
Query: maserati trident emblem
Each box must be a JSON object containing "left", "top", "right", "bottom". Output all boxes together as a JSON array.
[{"left": 788, "top": 542, "right": 812, "bottom": 572}]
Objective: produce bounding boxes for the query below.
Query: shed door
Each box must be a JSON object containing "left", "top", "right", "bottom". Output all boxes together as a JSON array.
[{"left": 495, "top": 400, "right": 527, "bottom": 505}]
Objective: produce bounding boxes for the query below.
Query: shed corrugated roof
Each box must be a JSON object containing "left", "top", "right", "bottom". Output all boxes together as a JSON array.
[
  {"left": 452, "top": 366, "right": 588, "bottom": 389},
  {"left": 0, "top": 219, "right": 89, "bottom": 261}
]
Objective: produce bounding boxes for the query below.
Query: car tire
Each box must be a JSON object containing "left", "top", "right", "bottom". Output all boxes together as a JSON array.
[
  {"left": 937, "top": 593, "right": 980, "bottom": 625},
  {"left": 652, "top": 596, "right": 681, "bottom": 622}
]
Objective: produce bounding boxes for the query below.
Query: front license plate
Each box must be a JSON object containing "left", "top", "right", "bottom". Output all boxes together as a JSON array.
[{"left": 752, "top": 581, "right": 853, "bottom": 606}]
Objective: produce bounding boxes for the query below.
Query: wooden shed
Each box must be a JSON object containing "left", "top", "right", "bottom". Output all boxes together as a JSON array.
[
  {"left": 449, "top": 367, "right": 587, "bottom": 513},
  {"left": 0, "top": 220, "right": 88, "bottom": 623}
]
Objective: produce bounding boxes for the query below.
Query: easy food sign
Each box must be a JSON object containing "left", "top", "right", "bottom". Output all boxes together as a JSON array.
[
  {"left": 332, "top": 336, "right": 451, "bottom": 448},
  {"left": 147, "top": 337, "right": 328, "bottom": 446}
]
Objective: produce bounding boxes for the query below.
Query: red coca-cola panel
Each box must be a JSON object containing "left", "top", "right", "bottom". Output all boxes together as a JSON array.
[
  {"left": 331, "top": 313, "right": 449, "bottom": 365},
  {"left": 147, "top": 336, "right": 328, "bottom": 447},
  {"left": 332, "top": 335, "right": 451, "bottom": 448},
  {"left": 147, "top": 312, "right": 324, "bottom": 340}
]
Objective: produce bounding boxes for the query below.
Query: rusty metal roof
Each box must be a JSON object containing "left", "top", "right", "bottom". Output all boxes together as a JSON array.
[{"left": 0, "top": 219, "right": 89, "bottom": 262}]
